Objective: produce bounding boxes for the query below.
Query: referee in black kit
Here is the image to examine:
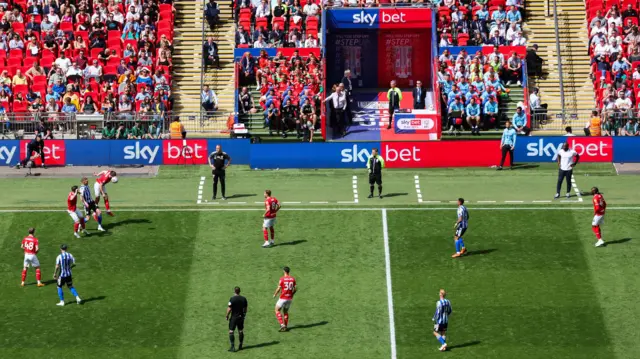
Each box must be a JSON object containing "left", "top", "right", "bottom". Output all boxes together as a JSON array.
[
  {"left": 208, "top": 145, "right": 232, "bottom": 200},
  {"left": 367, "top": 148, "right": 386, "bottom": 198},
  {"left": 226, "top": 286, "right": 248, "bottom": 352}
]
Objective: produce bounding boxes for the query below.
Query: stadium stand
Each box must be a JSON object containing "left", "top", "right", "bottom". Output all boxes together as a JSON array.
[
  {"left": 434, "top": 0, "right": 529, "bottom": 134},
  {"left": 1, "top": 0, "right": 175, "bottom": 139}
]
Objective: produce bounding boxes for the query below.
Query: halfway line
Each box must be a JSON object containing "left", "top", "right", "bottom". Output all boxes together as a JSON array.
[{"left": 381, "top": 209, "right": 397, "bottom": 359}]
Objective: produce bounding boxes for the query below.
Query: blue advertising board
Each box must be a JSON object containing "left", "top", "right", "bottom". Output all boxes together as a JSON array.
[
  {"left": 612, "top": 137, "right": 640, "bottom": 163},
  {"left": 250, "top": 142, "right": 380, "bottom": 169},
  {"left": 0, "top": 140, "right": 19, "bottom": 165},
  {"left": 513, "top": 136, "right": 613, "bottom": 163}
]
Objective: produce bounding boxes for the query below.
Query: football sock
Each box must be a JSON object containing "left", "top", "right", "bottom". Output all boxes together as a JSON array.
[
  {"left": 284, "top": 313, "right": 289, "bottom": 326},
  {"left": 57, "top": 287, "right": 64, "bottom": 301},
  {"left": 276, "top": 311, "right": 284, "bottom": 325},
  {"left": 238, "top": 332, "right": 244, "bottom": 345},
  {"left": 229, "top": 333, "right": 235, "bottom": 346},
  {"left": 378, "top": 186, "right": 382, "bottom": 195},
  {"left": 263, "top": 229, "right": 269, "bottom": 241},
  {"left": 213, "top": 183, "right": 217, "bottom": 198},
  {"left": 97, "top": 214, "right": 103, "bottom": 225},
  {"left": 104, "top": 198, "right": 111, "bottom": 211},
  {"left": 36, "top": 269, "right": 41, "bottom": 282},
  {"left": 459, "top": 238, "right": 465, "bottom": 249},
  {"left": 455, "top": 239, "right": 460, "bottom": 253},
  {"left": 21, "top": 269, "right": 27, "bottom": 282},
  {"left": 270, "top": 227, "right": 275, "bottom": 240},
  {"left": 70, "top": 287, "right": 79, "bottom": 297},
  {"left": 592, "top": 226, "right": 602, "bottom": 239},
  {"left": 438, "top": 336, "right": 446, "bottom": 345},
  {"left": 74, "top": 222, "right": 79, "bottom": 233},
  {"left": 370, "top": 185, "right": 374, "bottom": 195},
  {"left": 80, "top": 218, "right": 85, "bottom": 229}
]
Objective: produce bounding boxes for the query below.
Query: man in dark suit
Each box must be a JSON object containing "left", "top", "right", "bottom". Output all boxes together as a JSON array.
[
  {"left": 203, "top": 36, "right": 220, "bottom": 69},
  {"left": 526, "top": 44, "right": 544, "bottom": 77},
  {"left": 341, "top": 69, "right": 353, "bottom": 125},
  {"left": 25, "top": 16, "right": 41, "bottom": 32},
  {"left": 269, "top": 23, "right": 284, "bottom": 47},
  {"left": 487, "top": 29, "right": 506, "bottom": 46},
  {"left": 235, "top": 25, "right": 250, "bottom": 47},
  {"left": 470, "top": 14, "right": 487, "bottom": 41},
  {"left": 239, "top": 53, "right": 256, "bottom": 86},
  {"left": 413, "top": 80, "right": 426, "bottom": 110},
  {"left": 204, "top": 0, "right": 220, "bottom": 31},
  {"left": 253, "top": 25, "right": 268, "bottom": 42}
]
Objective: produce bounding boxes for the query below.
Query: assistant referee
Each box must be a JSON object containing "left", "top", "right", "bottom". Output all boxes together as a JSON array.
[
  {"left": 208, "top": 145, "right": 232, "bottom": 200},
  {"left": 367, "top": 148, "right": 385, "bottom": 199},
  {"left": 555, "top": 142, "right": 580, "bottom": 199},
  {"left": 226, "top": 286, "right": 248, "bottom": 353}
]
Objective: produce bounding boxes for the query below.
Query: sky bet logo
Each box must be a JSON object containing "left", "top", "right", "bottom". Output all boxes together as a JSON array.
[
  {"left": 525, "top": 139, "right": 611, "bottom": 161},
  {"left": 0, "top": 145, "right": 16, "bottom": 165},
  {"left": 341, "top": 145, "right": 371, "bottom": 163},
  {"left": 352, "top": 11, "right": 407, "bottom": 26},
  {"left": 123, "top": 142, "right": 159, "bottom": 163}
]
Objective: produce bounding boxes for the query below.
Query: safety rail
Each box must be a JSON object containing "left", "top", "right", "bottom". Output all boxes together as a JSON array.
[{"left": 531, "top": 108, "right": 640, "bottom": 133}]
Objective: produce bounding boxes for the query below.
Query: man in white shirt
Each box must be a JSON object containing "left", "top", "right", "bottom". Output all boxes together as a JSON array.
[
  {"left": 303, "top": 0, "right": 319, "bottom": 17},
  {"left": 47, "top": 8, "right": 60, "bottom": 25},
  {"left": 593, "top": 38, "right": 610, "bottom": 58},
  {"left": 256, "top": 0, "right": 270, "bottom": 18},
  {"left": 253, "top": 34, "right": 268, "bottom": 48},
  {"left": 84, "top": 59, "right": 102, "bottom": 82},
  {"left": 54, "top": 53, "right": 72, "bottom": 73},
  {"left": 554, "top": 142, "right": 580, "bottom": 199},
  {"left": 511, "top": 31, "right": 526, "bottom": 46},
  {"left": 201, "top": 84, "right": 218, "bottom": 112}
]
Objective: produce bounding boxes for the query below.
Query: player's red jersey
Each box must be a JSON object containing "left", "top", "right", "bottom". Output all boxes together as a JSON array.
[
  {"left": 278, "top": 276, "right": 296, "bottom": 300},
  {"left": 265, "top": 197, "right": 279, "bottom": 218},
  {"left": 593, "top": 193, "right": 606, "bottom": 215},
  {"left": 67, "top": 191, "right": 78, "bottom": 211},
  {"left": 96, "top": 170, "right": 113, "bottom": 185},
  {"left": 22, "top": 236, "right": 38, "bottom": 255}
]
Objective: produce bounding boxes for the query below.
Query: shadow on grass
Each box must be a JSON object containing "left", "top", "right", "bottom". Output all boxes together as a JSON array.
[
  {"left": 512, "top": 164, "right": 539, "bottom": 170},
  {"left": 448, "top": 340, "right": 481, "bottom": 351},
  {"left": 226, "top": 194, "right": 257, "bottom": 199},
  {"left": 104, "top": 218, "right": 151, "bottom": 230},
  {"left": 465, "top": 248, "right": 497, "bottom": 257},
  {"left": 275, "top": 240, "right": 307, "bottom": 247},
  {"left": 81, "top": 296, "right": 107, "bottom": 304},
  {"left": 607, "top": 238, "right": 631, "bottom": 246},
  {"left": 382, "top": 193, "right": 409, "bottom": 198},
  {"left": 287, "top": 321, "right": 329, "bottom": 331},
  {"left": 241, "top": 341, "right": 279, "bottom": 350}
]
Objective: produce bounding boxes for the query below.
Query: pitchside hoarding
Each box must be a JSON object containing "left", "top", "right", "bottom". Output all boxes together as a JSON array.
[{"left": 0, "top": 138, "right": 636, "bottom": 168}]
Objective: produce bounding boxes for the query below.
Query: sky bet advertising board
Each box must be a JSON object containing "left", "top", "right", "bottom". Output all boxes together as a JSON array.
[{"left": 514, "top": 137, "right": 613, "bottom": 163}]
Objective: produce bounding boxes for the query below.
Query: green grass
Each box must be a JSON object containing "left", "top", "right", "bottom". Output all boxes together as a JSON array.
[{"left": 1, "top": 163, "right": 639, "bottom": 358}]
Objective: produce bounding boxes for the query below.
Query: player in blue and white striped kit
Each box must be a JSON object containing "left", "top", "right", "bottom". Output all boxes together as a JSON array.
[
  {"left": 452, "top": 198, "right": 469, "bottom": 258},
  {"left": 432, "top": 289, "right": 452, "bottom": 352},
  {"left": 53, "top": 244, "right": 82, "bottom": 306},
  {"left": 80, "top": 177, "right": 105, "bottom": 232}
]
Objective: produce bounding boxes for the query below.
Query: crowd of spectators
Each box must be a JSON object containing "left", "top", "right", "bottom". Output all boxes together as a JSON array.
[
  {"left": 237, "top": 49, "right": 323, "bottom": 140},
  {"left": 234, "top": 0, "right": 321, "bottom": 48},
  {"left": 0, "top": 0, "right": 175, "bottom": 129},
  {"left": 437, "top": 46, "right": 525, "bottom": 134},
  {"left": 587, "top": 2, "right": 640, "bottom": 127},
  {"left": 435, "top": 0, "right": 526, "bottom": 47}
]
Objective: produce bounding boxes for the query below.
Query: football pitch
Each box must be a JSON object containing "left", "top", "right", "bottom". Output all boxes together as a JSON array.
[{"left": 0, "top": 164, "right": 639, "bottom": 359}]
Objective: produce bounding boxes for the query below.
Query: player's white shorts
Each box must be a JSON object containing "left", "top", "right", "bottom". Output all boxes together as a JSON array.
[
  {"left": 23, "top": 254, "right": 40, "bottom": 268},
  {"left": 263, "top": 218, "right": 276, "bottom": 228},
  {"left": 592, "top": 215, "right": 604, "bottom": 226},
  {"left": 276, "top": 299, "right": 292, "bottom": 310},
  {"left": 68, "top": 209, "right": 83, "bottom": 222},
  {"left": 94, "top": 182, "right": 107, "bottom": 197}
]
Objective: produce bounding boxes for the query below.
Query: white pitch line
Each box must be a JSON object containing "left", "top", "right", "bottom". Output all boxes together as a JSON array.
[
  {"left": 309, "top": 201, "right": 329, "bottom": 204},
  {"left": 337, "top": 200, "right": 356, "bottom": 204},
  {"left": 352, "top": 175, "right": 359, "bottom": 204},
  {"left": 571, "top": 175, "right": 584, "bottom": 202},
  {"left": 282, "top": 201, "right": 302, "bottom": 204},
  {"left": 201, "top": 202, "right": 220, "bottom": 205},
  {"left": 422, "top": 201, "right": 442, "bottom": 204},
  {"left": 196, "top": 176, "right": 205, "bottom": 204},
  {"left": 414, "top": 175, "right": 423, "bottom": 204},
  {"left": 254, "top": 201, "right": 263, "bottom": 204},
  {"left": 533, "top": 200, "right": 552, "bottom": 203},
  {"left": 227, "top": 202, "right": 247, "bottom": 204},
  {"left": 505, "top": 200, "right": 524, "bottom": 203},
  {"left": 381, "top": 209, "right": 397, "bottom": 359},
  {"left": 477, "top": 200, "right": 496, "bottom": 203}
]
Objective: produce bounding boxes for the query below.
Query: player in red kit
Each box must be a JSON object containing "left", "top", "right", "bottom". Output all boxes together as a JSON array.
[
  {"left": 21, "top": 228, "right": 45, "bottom": 287},
  {"left": 262, "top": 189, "right": 280, "bottom": 248},
  {"left": 273, "top": 266, "right": 297, "bottom": 331},
  {"left": 591, "top": 187, "right": 606, "bottom": 247},
  {"left": 68, "top": 185, "right": 88, "bottom": 238},
  {"left": 94, "top": 170, "right": 118, "bottom": 216}
]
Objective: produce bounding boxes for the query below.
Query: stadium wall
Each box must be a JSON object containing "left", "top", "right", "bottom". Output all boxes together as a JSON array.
[{"left": 0, "top": 137, "right": 634, "bottom": 168}]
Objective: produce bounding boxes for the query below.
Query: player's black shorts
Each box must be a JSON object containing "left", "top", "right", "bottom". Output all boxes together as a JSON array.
[
  {"left": 229, "top": 316, "right": 245, "bottom": 331},
  {"left": 369, "top": 173, "right": 382, "bottom": 185},
  {"left": 434, "top": 323, "right": 448, "bottom": 332},
  {"left": 85, "top": 202, "right": 98, "bottom": 214},
  {"left": 57, "top": 275, "right": 73, "bottom": 288},
  {"left": 455, "top": 227, "right": 467, "bottom": 237},
  {"left": 212, "top": 169, "right": 225, "bottom": 177}
]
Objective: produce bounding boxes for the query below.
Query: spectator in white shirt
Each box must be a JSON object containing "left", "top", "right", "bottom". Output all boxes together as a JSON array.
[
  {"left": 593, "top": 38, "right": 610, "bottom": 58},
  {"left": 54, "top": 53, "right": 72, "bottom": 73},
  {"left": 511, "top": 31, "right": 526, "bottom": 46},
  {"left": 84, "top": 59, "right": 103, "bottom": 82},
  {"left": 253, "top": 35, "right": 268, "bottom": 48},
  {"left": 506, "top": 23, "right": 519, "bottom": 42},
  {"left": 112, "top": 9, "right": 125, "bottom": 24},
  {"left": 633, "top": 66, "right": 640, "bottom": 79},
  {"left": 615, "top": 92, "right": 632, "bottom": 113},
  {"left": 304, "top": 35, "right": 318, "bottom": 48},
  {"left": 590, "top": 20, "right": 606, "bottom": 38},
  {"left": 609, "top": 40, "right": 623, "bottom": 58},
  {"left": 47, "top": 8, "right": 60, "bottom": 25},
  {"left": 303, "top": 0, "right": 319, "bottom": 17},
  {"left": 608, "top": 13, "right": 622, "bottom": 27},
  {"left": 256, "top": 0, "right": 270, "bottom": 18}
]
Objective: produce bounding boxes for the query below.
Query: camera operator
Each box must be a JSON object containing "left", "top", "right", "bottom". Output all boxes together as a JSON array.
[{"left": 208, "top": 144, "right": 232, "bottom": 200}]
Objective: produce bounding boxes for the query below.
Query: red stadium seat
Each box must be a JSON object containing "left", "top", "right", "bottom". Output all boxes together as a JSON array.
[
  {"left": 108, "top": 30, "right": 122, "bottom": 40},
  {"left": 272, "top": 17, "right": 285, "bottom": 30},
  {"left": 75, "top": 31, "right": 89, "bottom": 41},
  {"left": 255, "top": 17, "right": 268, "bottom": 30},
  {"left": 90, "top": 48, "right": 103, "bottom": 59},
  {"left": 40, "top": 56, "right": 54, "bottom": 69},
  {"left": 32, "top": 75, "right": 47, "bottom": 84},
  {"left": 289, "top": 19, "right": 302, "bottom": 32},
  {"left": 306, "top": 16, "right": 319, "bottom": 30},
  {"left": 23, "top": 57, "right": 38, "bottom": 68},
  {"left": 108, "top": 38, "right": 122, "bottom": 50},
  {"left": 60, "top": 22, "right": 73, "bottom": 32},
  {"left": 159, "top": 4, "right": 173, "bottom": 13}
]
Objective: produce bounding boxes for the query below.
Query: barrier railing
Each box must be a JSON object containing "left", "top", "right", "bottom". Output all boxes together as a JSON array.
[{"left": 532, "top": 108, "right": 640, "bottom": 133}]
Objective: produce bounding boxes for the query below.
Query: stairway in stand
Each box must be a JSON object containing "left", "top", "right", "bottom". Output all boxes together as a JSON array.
[
  {"left": 173, "top": 0, "right": 235, "bottom": 134},
  {"left": 525, "top": 0, "right": 594, "bottom": 131}
]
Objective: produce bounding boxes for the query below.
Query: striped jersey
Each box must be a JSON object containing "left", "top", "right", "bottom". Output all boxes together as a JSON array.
[
  {"left": 457, "top": 205, "right": 469, "bottom": 229},
  {"left": 56, "top": 252, "right": 76, "bottom": 278},
  {"left": 79, "top": 185, "right": 94, "bottom": 205},
  {"left": 433, "top": 299, "right": 452, "bottom": 325}
]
